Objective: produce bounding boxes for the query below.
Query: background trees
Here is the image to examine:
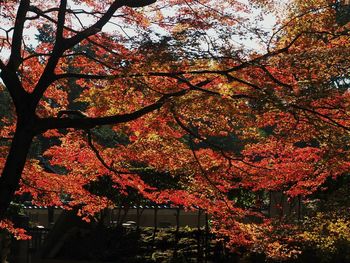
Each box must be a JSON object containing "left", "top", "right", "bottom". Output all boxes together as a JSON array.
[{"left": 0, "top": 0, "right": 350, "bottom": 260}]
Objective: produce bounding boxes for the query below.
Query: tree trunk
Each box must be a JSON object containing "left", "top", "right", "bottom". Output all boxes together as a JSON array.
[
  {"left": 136, "top": 199, "right": 144, "bottom": 232},
  {"left": 116, "top": 205, "right": 122, "bottom": 226},
  {"left": 175, "top": 207, "right": 180, "bottom": 235},
  {"left": 0, "top": 230, "right": 11, "bottom": 263},
  {"left": 0, "top": 124, "right": 34, "bottom": 219},
  {"left": 173, "top": 207, "right": 181, "bottom": 258},
  {"left": 152, "top": 206, "right": 158, "bottom": 243},
  {"left": 298, "top": 195, "right": 302, "bottom": 222},
  {"left": 204, "top": 212, "right": 209, "bottom": 262},
  {"left": 197, "top": 208, "right": 203, "bottom": 262},
  {"left": 48, "top": 206, "right": 55, "bottom": 227}
]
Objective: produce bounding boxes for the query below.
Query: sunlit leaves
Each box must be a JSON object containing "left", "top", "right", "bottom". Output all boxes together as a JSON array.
[{"left": 0, "top": 219, "right": 31, "bottom": 240}]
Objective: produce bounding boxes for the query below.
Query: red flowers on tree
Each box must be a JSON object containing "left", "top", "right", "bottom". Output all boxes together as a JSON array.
[{"left": 0, "top": 0, "right": 350, "bottom": 259}]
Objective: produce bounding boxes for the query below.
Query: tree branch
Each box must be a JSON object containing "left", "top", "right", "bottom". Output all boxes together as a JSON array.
[
  {"left": 31, "top": 0, "right": 156, "bottom": 109},
  {"left": 172, "top": 110, "right": 272, "bottom": 171},
  {"left": 27, "top": 6, "right": 123, "bottom": 57},
  {"left": 63, "top": 1, "right": 125, "bottom": 50},
  {"left": 55, "top": 0, "right": 67, "bottom": 43},
  {"left": 0, "top": 59, "right": 5, "bottom": 71},
  {"left": 0, "top": 67, "right": 30, "bottom": 115},
  {"left": 258, "top": 64, "right": 293, "bottom": 89},
  {"left": 188, "top": 136, "right": 233, "bottom": 210},
  {"left": 54, "top": 32, "right": 303, "bottom": 83},
  {"left": 36, "top": 89, "right": 189, "bottom": 133},
  {"left": 86, "top": 129, "right": 136, "bottom": 175},
  {"left": 21, "top": 179, "right": 61, "bottom": 194},
  {"left": 8, "top": 0, "right": 30, "bottom": 70},
  {"left": 291, "top": 104, "right": 350, "bottom": 132},
  {"left": 125, "top": 0, "right": 157, "bottom": 7}
]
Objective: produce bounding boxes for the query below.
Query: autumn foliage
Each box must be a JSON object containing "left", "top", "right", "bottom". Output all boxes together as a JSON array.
[{"left": 0, "top": 0, "right": 350, "bottom": 260}]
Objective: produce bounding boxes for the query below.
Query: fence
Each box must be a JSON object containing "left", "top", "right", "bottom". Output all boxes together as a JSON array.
[{"left": 10, "top": 227, "right": 50, "bottom": 263}]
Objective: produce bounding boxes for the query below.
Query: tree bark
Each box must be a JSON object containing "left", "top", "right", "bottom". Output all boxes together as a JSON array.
[
  {"left": 197, "top": 208, "right": 202, "bottom": 262},
  {"left": 205, "top": 212, "right": 209, "bottom": 262},
  {"left": 152, "top": 206, "right": 158, "bottom": 243},
  {"left": 0, "top": 123, "right": 34, "bottom": 219},
  {"left": 0, "top": 230, "right": 11, "bottom": 263},
  {"left": 173, "top": 207, "right": 181, "bottom": 258}
]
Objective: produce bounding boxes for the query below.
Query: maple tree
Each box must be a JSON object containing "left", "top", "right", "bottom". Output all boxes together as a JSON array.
[{"left": 0, "top": 0, "right": 350, "bottom": 260}]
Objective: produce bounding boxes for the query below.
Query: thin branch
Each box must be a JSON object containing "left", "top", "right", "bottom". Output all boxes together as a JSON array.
[
  {"left": 23, "top": 52, "right": 53, "bottom": 62},
  {"left": 172, "top": 111, "right": 273, "bottom": 171},
  {"left": 57, "top": 110, "right": 137, "bottom": 174},
  {"left": 258, "top": 64, "right": 293, "bottom": 89},
  {"left": 21, "top": 179, "right": 61, "bottom": 194},
  {"left": 72, "top": 11, "right": 86, "bottom": 29},
  {"left": 292, "top": 104, "right": 350, "bottom": 132},
  {"left": 28, "top": 6, "right": 124, "bottom": 57},
  {"left": 54, "top": 33, "right": 303, "bottom": 83},
  {"left": 267, "top": 4, "right": 330, "bottom": 51},
  {"left": 86, "top": 129, "right": 136, "bottom": 175},
  {"left": 188, "top": 136, "right": 233, "bottom": 210}
]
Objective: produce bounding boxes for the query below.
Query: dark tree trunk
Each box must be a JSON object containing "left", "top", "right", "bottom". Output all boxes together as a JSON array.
[
  {"left": 152, "top": 206, "right": 158, "bottom": 243},
  {"left": 0, "top": 124, "right": 34, "bottom": 219},
  {"left": 175, "top": 207, "right": 180, "bottom": 235},
  {"left": 0, "top": 230, "right": 11, "bottom": 263},
  {"left": 116, "top": 205, "right": 122, "bottom": 226},
  {"left": 48, "top": 207, "right": 55, "bottom": 227},
  {"left": 173, "top": 207, "right": 181, "bottom": 258},
  {"left": 298, "top": 195, "right": 302, "bottom": 222},
  {"left": 197, "top": 208, "right": 203, "bottom": 262},
  {"left": 136, "top": 199, "right": 144, "bottom": 232},
  {"left": 205, "top": 212, "right": 209, "bottom": 262}
]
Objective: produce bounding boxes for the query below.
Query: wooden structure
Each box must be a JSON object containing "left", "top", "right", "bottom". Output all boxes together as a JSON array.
[{"left": 23, "top": 206, "right": 207, "bottom": 228}]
